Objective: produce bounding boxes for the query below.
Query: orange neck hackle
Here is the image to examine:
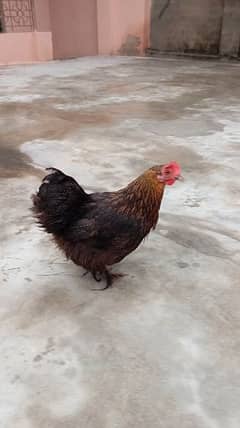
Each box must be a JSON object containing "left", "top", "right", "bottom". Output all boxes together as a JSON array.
[
  {"left": 112, "top": 162, "right": 181, "bottom": 229},
  {"left": 127, "top": 168, "right": 165, "bottom": 200},
  {"left": 115, "top": 168, "right": 166, "bottom": 229}
]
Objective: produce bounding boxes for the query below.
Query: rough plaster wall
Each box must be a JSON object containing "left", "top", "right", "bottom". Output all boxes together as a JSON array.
[
  {"left": 150, "top": 0, "right": 224, "bottom": 54},
  {"left": 49, "top": 0, "right": 98, "bottom": 59},
  {"left": 220, "top": 0, "right": 240, "bottom": 56},
  {"left": 96, "top": 0, "right": 150, "bottom": 56},
  {"left": 33, "top": 0, "right": 51, "bottom": 32}
]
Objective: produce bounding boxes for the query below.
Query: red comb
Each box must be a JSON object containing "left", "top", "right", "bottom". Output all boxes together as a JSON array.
[{"left": 163, "top": 161, "right": 181, "bottom": 175}]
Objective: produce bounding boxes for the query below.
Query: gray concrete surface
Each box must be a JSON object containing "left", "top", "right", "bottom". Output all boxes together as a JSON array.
[{"left": 0, "top": 57, "right": 240, "bottom": 428}]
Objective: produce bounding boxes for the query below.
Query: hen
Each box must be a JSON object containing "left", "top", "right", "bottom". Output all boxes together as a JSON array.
[{"left": 32, "top": 162, "right": 181, "bottom": 289}]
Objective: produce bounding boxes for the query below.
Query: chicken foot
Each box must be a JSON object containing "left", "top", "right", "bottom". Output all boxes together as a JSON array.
[{"left": 91, "top": 269, "right": 125, "bottom": 290}]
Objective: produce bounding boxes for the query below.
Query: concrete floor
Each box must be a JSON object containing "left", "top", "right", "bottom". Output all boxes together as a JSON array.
[{"left": 0, "top": 56, "right": 240, "bottom": 428}]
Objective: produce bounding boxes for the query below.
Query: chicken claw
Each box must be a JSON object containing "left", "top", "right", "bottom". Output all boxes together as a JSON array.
[{"left": 91, "top": 270, "right": 126, "bottom": 291}]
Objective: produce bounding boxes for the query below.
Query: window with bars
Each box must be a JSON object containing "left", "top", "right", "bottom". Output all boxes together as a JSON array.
[{"left": 0, "top": 0, "right": 34, "bottom": 33}]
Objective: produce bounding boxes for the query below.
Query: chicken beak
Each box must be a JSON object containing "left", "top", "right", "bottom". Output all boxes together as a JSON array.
[{"left": 176, "top": 175, "right": 184, "bottom": 182}]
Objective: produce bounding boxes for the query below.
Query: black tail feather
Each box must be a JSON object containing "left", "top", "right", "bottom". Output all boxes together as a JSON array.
[{"left": 32, "top": 168, "right": 89, "bottom": 235}]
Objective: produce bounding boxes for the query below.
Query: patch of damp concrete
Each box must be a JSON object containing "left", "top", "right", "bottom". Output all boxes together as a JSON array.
[{"left": 0, "top": 146, "right": 37, "bottom": 178}]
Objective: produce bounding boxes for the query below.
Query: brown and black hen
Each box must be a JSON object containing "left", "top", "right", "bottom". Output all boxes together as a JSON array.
[{"left": 32, "top": 162, "right": 181, "bottom": 289}]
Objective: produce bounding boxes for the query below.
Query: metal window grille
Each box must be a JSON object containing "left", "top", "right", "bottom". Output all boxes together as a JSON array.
[{"left": 0, "top": 0, "right": 34, "bottom": 33}]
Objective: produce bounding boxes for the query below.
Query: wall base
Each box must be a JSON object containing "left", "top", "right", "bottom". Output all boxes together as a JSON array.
[{"left": 0, "top": 32, "right": 53, "bottom": 66}]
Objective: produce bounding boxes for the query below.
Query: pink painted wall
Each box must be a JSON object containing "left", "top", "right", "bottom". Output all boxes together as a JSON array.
[
  {"left": 49, "top": 0, "right": 98, "bottom": 59},
  {"left": 97, "top": 0, "right": 150, "bottom": 55},
  {"left": 33, "top": 0, "right": 51, "bottom": 32},
  {"left": 0, "top": 0, "right": 53, "bottom": 65},
  {"left": 0, "top": 32, "right": 53, "bottom": 65},
  {"left": 0, "top": 0, "right": 150, "bottom": 65}
]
